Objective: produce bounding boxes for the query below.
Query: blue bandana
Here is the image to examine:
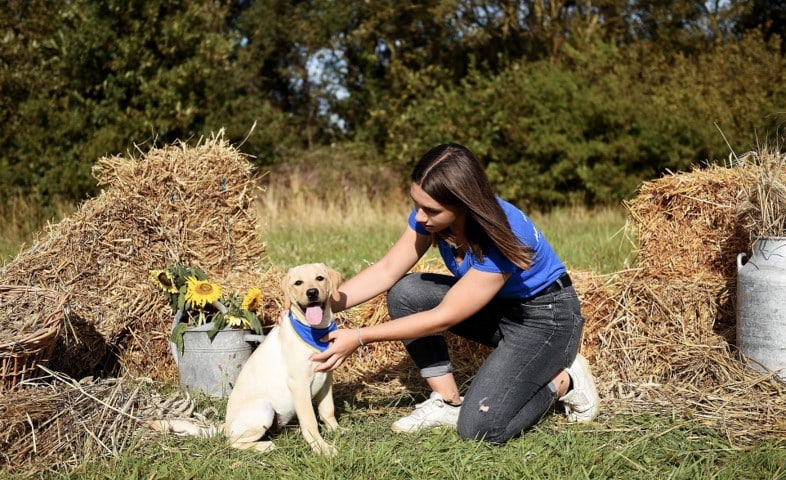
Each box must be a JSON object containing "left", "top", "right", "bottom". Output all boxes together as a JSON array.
[{"left": 289, "top": 312, "right": 337, "bottom": 352}]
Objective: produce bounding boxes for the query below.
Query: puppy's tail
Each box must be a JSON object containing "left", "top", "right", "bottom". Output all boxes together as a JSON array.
[{"left": 146, "top": 419, "right": 222, "bottom": 438}]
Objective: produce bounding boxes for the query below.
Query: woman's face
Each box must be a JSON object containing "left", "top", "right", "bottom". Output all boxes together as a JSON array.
[{"left": 410, "top": 183, "right": 464, "bottom": 234}]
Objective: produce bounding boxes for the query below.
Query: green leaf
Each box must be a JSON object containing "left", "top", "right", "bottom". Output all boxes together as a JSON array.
[
  {"left": 170, "top": 322, "right": 188, "bottom": 356},
  {"left": 208, "top": 314, "right": 225, "bottom": 341},
  {"left": 245, "top": 310, "right": 263, "bottom": 335},
  {"left": 176, "top": 287, "right": 186, "bottom": 312},
  {"left": 193, "top": 266, "right": 208, "bottom": 280}
]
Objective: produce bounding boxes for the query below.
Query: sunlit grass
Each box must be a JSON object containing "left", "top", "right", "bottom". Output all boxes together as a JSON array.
[
  {"left": 531, "top": 205, "right": 635, "bottom": 275},
  {"left": 0, "top": 196, "right": 74, "bottom": 265},
  {"left": 258, "top": 185, "right": 632, "bottom": 277},
  {"left": 256, "top": 182, "right": 422, "bottom": 276},
  {"left": 59, "top": 408, "right": 786, "bottom": 480}
]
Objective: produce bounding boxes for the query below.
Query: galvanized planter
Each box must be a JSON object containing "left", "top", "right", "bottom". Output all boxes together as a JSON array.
[{"left": 175, "top": 323, "right": 264, "bottom": 398}]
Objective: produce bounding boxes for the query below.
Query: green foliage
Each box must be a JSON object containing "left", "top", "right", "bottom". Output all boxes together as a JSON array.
[
  {"left": 2, "top": 0, "right": 786, "bottom": 210},
  {"left": 0, "top": 0, "right": 302, "bottom": 206},
  {"left": 379, "top": 33, "right": 786, "bottom": 207}
]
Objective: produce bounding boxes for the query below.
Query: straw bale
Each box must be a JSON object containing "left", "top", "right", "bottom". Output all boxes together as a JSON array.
[
  {"left": 0, "top": 133, "right": 275, "bottom": 381},
  {"left": 593, "top": 270, "right": 734, "bottom": 389},
  {"left": 625, "top": 164, "right": 753, "bottom": 280},
  {"left": 594, "top": 152, "right": 786, "bottom": 441},
  {"left": 570, "top": 269, "right": 621, "bottom": 362},
  {"left": 333, "top": 294, "right": 413, "bottom": 399}
]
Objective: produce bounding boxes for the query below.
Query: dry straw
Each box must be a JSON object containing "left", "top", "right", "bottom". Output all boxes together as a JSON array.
[
  {"left": 735, "top": 148, "right": 786, "bottom": 238},
  {"left": 0, "top": 367, "right": 178, "bottom": 475},
  {"left": 0, "top": 132, "right": 280, "bottom": 382},
  {"left": 599, "top": 152, "right": 786, "bottom": 442}
]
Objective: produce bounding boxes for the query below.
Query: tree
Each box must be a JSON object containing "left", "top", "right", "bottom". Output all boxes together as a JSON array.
[
  {"left": 736, "top": 0, "right": 786, "bottom": 50},
  {"left": 0, "top": 0, "right": 299, "bottom": 204}
]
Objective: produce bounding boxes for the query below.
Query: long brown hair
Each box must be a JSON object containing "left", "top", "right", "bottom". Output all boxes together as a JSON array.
[{"left": 411, "top": 143, "right": 534, "bottom": 269}]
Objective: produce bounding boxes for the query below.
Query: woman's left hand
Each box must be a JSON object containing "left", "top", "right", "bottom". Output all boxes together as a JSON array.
[{"left": 311, "top": 328, "right": 359, "bottom": 372}]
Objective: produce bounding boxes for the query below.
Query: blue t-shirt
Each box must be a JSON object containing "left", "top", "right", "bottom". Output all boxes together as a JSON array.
[{"left": 407, "top": 197, "right": 566, "bottom": 298}]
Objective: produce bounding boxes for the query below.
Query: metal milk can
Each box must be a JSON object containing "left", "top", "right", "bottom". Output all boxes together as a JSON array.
[{"left": 737, "top": 237, "right": 786, "bottom": 381}]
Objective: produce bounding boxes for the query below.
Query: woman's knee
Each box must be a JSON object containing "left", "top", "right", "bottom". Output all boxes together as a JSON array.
[
  {"left": 387, "top": 272, "right": 451, "bottom": 318},
  {"left": 457, "top": 415, "right": 509, "bottom": 444},
  {"left": 387, "top": 274, "right": 421, "bottom": 313}
]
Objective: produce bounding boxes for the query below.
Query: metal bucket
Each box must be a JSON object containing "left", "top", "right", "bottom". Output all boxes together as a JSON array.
[
  {"left": 737, "top": 237, "right": 786, "bottom": 381},
  {"left": 175, "top": 324, "right": 265, "bottom": 397}
]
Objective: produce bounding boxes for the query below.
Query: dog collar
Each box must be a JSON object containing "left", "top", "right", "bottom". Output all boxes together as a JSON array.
[{"left": 289, "top": 312, "right": 337, "bottom": 352}]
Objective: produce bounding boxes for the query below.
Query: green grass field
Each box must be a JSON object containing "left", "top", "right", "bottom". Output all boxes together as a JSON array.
[
  {"left": 259, "top": 191, "right": 634, "bottom": 278},
  {"left": 5, "top": 193, "right": 786, "bottom": 479}
]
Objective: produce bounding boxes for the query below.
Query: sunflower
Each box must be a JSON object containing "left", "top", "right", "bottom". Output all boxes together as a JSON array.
[
  {"left": 149, "top": 269, "right": 178, "bottom": 294},
  {"left": 225, "top": 314, "right": 251, "bottom": 329},
  {"left": 241, "top": 287, "right": 263, "bottom": 312},
  {"left": 185, "top": 276, "right": 222, "bottom": 308}
]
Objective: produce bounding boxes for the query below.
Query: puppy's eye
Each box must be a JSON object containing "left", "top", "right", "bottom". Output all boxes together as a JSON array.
[
  {"left": 294, "top": 280, "right": 303, "bottom": 286},
  {"left": 316, "top": 276, "right": 325, "bottom": 281}
]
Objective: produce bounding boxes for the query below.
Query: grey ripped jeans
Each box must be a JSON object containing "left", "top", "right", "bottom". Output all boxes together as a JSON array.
[{"left": 386, "top": 272, "right": 584, "bottom": 444}]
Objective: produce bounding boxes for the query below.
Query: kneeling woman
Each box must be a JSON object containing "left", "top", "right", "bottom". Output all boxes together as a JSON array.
[{"left": 312, "top": 143, "right": 599, "bottom": 443}]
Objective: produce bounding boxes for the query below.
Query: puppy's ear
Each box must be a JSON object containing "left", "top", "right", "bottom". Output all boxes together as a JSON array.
[
  {"left": 322, "top": 265, "right": 343, "bottom": 302},
  {"left": 280, "top": 270, "right": 292, "bottom": 310}
]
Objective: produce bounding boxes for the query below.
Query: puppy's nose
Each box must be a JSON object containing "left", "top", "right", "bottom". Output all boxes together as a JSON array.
[{"left": 306, "top": 288, "right": 319, "bottom": 301}]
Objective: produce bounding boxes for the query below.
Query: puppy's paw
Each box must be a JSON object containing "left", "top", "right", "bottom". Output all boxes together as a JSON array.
[
  {"left": 322, "top": 419, "right": 340, "bottom": 431},
  {"left": 311, "top": 440, "right": 337, "bottom": 456},
  {"left": 253, "top": 441, "right": 276, "bottom": 453},
  {"left": 230, "top": 440, "right": 276, "bottom": 453}
]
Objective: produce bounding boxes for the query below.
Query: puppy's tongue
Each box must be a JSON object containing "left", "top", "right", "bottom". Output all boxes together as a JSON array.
[{"left": 305, "top": 305, "right": 324, "bottom": 325}]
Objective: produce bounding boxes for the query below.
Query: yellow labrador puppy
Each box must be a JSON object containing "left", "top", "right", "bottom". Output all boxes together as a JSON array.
[
  {"left": 149, "top": 263, "right": 343, "bottom": 455},
  {"left": 224, "top": 262, "right": 342, "bottom": 454}
]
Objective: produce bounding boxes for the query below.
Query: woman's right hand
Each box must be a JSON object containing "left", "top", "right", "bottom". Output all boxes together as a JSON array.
[{"left": 310, "top": 327, "right": 360, "bottom": 372}]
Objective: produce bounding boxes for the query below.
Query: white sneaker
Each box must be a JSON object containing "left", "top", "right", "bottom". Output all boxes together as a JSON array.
[
  {"left": 391, "top": 392, "right": 462, "bottom": 433},
  {"left": 559, "top": 353, "right": 600, "bottom": 422}
]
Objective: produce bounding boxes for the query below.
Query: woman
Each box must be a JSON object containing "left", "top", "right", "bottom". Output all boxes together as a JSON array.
[{"left": 311, "top": 143, "right": 599, "bottom": 443}]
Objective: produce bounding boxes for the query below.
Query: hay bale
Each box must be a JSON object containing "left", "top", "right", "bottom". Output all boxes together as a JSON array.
[
  {"left": 624, "top": 164, "right": 753, "bottom": 280},
  {"left": 571, "top": 269, "right": 621, "bottom": 363},
  {"left": 596, "top": 151, "right": 786, "bottom": 441},
  {"left": 0, "top": 133, "right": 276, "bottom": 381},
  {"left": 594, "top": 271, "right": 734, "bottom": 387}
]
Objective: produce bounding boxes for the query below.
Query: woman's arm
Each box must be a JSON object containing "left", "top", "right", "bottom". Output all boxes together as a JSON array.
[
  {"left": 331, "top": 226, "right": 431, "bottom": 313},
  {"left": 313, "top": 267, "right": 509, "bottom": 371}
]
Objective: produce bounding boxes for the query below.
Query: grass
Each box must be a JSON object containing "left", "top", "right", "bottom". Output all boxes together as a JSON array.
[
  {"left": 258, "top": 188, "right": 633, "bottom": 277},
  {"left": 60, "top": 408, "right": 786, "bottom": 479},
  {"left": 5, "top": 189, "right": 786, "bottom": 479},
  {"left": 529, "top": 206, "right": 635, "bottom": 275},
  {"left": 0, "top": 196, "right": 74, "bottom": 265}
]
